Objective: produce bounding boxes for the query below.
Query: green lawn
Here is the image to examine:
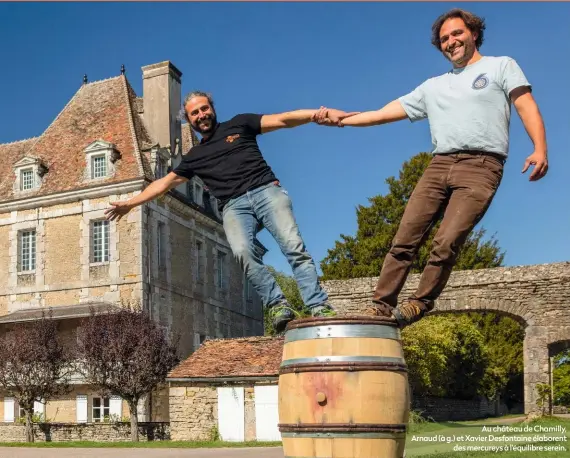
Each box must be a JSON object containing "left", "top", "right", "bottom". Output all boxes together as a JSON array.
[
  {"left": 0, "top": 440, "right": 281, "bottom": 448},
  {"left": 1, "top": 416, "right": 568, "bottom": 458},
  {"left": 405, "top": 416, "right": 570, "bottom": 457}
]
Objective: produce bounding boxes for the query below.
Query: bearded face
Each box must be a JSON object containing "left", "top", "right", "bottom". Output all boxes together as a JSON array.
[{"left": 439, "top": 17, "right": 478, "bottom": 67}]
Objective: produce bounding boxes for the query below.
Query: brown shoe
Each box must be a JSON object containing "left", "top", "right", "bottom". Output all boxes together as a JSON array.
[
  {"left": 391, "top": 300, "right": 426, "bottom": 328},
  {"left": 366, "top": 301, "right": 392, "bottom": 317}
]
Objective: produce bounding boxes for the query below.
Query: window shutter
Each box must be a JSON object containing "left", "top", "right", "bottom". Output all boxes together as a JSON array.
[
  {"left": 109, "top": 396, "right": 122, "bottom": 419},
  {"left": 76, "top": 395, "right": 88, "bottom": 423},
  {"left": 4, "top": 397, "right": 14, "bottom": 422},
  {"left": 33, "top": 400, "right": 44, "bottom": 416}
]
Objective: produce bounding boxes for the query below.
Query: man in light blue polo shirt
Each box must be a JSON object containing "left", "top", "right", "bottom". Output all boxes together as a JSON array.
[{"left": 314, "top": 8, "right": 548, "bottom": 328}]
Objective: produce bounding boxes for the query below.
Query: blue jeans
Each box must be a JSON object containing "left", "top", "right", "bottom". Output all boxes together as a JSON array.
[{"left": 222, "top": 182, "right": 328, "bottom": 309}]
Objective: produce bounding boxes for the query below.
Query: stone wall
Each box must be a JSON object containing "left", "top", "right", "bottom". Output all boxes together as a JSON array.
[
  {"left": 322, "top": 262, "right": 570, "bottom": 415},
  {"left": 0, "top": 422, "right": 169, "bottom": 442},
  {"left": 412, "top": 396, "right": 510, "bottom": 422},
  {"left": 169, "top": 384, "right": 218, "bottom": 441}
]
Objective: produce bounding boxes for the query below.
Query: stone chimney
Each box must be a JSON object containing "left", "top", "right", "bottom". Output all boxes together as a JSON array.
[{"left": 141, "top": 61, "right": 182, "bottom": 153}]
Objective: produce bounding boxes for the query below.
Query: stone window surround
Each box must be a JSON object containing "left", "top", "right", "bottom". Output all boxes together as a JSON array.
[
  {"left": 18, "top": 228, "right": 37, "bottom": 273},
  {"left": 84, "top": 140, "right": 120, "bottom": 183},
  {"left": 80, "top": 210, "right": 119, "bottom": 280},
  {"left": 157, "top": 221, "right": 166, "bottom": 269},
  {"left": 90, "top": 219, "right": 110, "bottom": 264},
  {"left": 12, "top": 156, "right": 48, "bottom": 195},
  {"left": 243, "top": 273, "right": 253, "bottom": 302},
  {"left": 150, "top": 213, "right": 171, "bottom": 285},
  {"left": 216, "top": 248, "right": 229, "bottom": 292},
  {"left": 9, "top": 219, "right": 45, "bottom": 292},
  {"left": 194, "top": 237, "right": 206, "bottom": 284},
  {"left": 193, "top": 180, "right": 203, "bottom": 207}
]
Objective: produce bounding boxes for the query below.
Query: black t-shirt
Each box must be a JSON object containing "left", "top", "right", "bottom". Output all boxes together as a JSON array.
[{"left": 172, "top": 113, "right": 277, "bottom": 210}]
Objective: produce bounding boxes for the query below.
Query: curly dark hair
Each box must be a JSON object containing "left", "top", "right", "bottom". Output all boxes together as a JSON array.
[{"left": 431, "top": 8, "right": 486, "bottom": 51}]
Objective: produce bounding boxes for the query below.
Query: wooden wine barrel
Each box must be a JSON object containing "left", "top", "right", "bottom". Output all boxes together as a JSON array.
[{"left": 278, "top": 316, "right": 409, "bottom": 458}]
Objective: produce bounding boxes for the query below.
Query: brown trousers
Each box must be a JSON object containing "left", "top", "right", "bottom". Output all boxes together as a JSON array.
[{"left": 372, "top": 152, "right": 504, "bottom": 313}]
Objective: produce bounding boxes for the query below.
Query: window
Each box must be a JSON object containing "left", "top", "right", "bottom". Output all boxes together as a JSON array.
[
  {"left": 195, "top": 241, "right": 203, "bottom": 282},
  {"left": 186, "top": 182, "right": 194, "bottom": 202},
  {"left": 157, "top": 222, "right": 166, "bottom": 268},
  {"left": 84, "top": 140, "right": 119, "bottom": 182},
  {"left": 91, "top": 155, "right": 107, "bottom": 179},
  {"left": 13, "top": 156, "right": 47, "bottom": 193},
  {"left": 194, "top": 183, "right": 203, "bottom": 206},
  {"left": 91, "top": 220, "right": 110, "bottom": 263},
  {"left": 19, "top": 230, "right": 36, "bottom": 272},
  {"left": 244, "top": 276, "right": 253, "bottom": 301},
  {"left": 156, "top": 158, "right": 168, "bottom": 179},
  {"left": 92, "top": 396, "right": 110, "bottom": 422},
  {"left": 217, "top": 251, "right": 226, "bottom": 289},
  {"left": 20, "top": 168, "right": 35, "bottom": 191}
]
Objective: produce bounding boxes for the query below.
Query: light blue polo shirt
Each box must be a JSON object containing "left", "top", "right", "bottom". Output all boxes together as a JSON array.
[{"left": 398, "top": 56, "right": 531, "bottom": 158}]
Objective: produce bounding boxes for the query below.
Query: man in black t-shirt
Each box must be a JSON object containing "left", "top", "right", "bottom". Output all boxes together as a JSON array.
[{"left": 105, "top": 91, "right": 357, "bottom": 333}]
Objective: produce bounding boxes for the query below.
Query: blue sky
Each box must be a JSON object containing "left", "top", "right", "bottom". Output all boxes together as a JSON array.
[{"left": 1, "top": 2, "right": 568, "bottom": 276}]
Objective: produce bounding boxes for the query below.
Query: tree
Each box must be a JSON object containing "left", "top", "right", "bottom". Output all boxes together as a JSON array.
[
  {"left": 553, "top": 350, "right": 570, "bottom": 407},
  {"left": 0, "top": 311, "right": 74, "bottom": 442},
  {"left": 320, "top": 152, "right": 504, "bottom": 280},
  {"left": 264, "top": 266, "right": 308, "bottom": 335},
  {"left": 77, "top": 305, "right": 180, "bottom": 441},
  {"left": 468, "top": 312, "right": 525, "bottom": 405},
  {"left": 402, "top": 315, "right": 489, "bottom": 399}
]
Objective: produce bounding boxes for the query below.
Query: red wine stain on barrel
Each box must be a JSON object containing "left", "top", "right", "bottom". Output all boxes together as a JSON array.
[{"left": 301, "top": 371, "right": 346, "bottom": 423}]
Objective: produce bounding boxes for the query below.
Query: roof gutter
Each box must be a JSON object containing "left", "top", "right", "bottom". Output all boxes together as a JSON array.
[
  {"left": 0, "top": 178, "right": 145, "bottom": 213},
  {"left": 167, "top": 376, "right": 278, "bottom": 384}
]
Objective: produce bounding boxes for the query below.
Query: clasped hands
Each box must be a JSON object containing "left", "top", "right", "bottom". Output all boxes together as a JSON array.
[{"left": 311, "top": 106, "right": 359, "bottom": 127}]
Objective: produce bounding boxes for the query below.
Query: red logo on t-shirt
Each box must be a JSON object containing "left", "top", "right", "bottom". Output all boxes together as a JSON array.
[{"left": 225, "top": 134, "right": 240, "bottom": 143}]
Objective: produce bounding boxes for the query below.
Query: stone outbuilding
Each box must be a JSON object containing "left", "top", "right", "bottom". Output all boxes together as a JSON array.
[{"left": 167, "top": 336, "right": 283, "bottom": 442}]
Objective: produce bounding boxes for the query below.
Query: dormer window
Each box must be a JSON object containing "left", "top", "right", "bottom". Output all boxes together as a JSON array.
[
  {"left": 20, "top": 169, "right": 35, "bottom": 191},
  {"left": 149, "top": 145, "right": 171, "bottom": 180},
  {"left": 194, "top": 182, "right": 203, "bottom": 206},
  {"left": 91, "top": 155, "right": 107, "bottom": 179},
  {"left": 84, "top": 140, "right": 120, "bottom": 182},
  {"left": 13, "top": 156, "right": 48, "bottom": 194},
  {"left": 156, "top": 157, "right": 168, "bottom": 179}
]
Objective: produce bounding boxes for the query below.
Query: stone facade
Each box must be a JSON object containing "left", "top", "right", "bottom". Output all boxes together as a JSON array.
[
  {"left": 169, "top": 384, "right": 218, "bottom": 441},
  {"left": 0, "top": 193, "right": 142, "bottom": 313},
  {"left": 321, "top": 261, "right": 570, "bottom": 415},
  {"left": 0, "top": 422, "right": 169, "bottom": 442},
  {"left": 168, "top": 380, "right": 278, "bottom": 441},
  {"left": 144, "top": 193, "right": 264, "bottom": 357},
  {"left": 0, "top": 59, "right": 265, "bottom": 429}
]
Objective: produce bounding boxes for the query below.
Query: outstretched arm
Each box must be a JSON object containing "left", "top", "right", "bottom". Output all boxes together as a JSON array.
[
  {"left": 511, "top": 87, "right": 548, "bottom": 181},
  {"left": 314, "top": 100, "right": 408, "bottom": 127},
  {"left": 260, "top": 108, "right": 358, "bottom": 134},
  {"left": 105, "top": 172, "right": 188, "bottom": 222}
]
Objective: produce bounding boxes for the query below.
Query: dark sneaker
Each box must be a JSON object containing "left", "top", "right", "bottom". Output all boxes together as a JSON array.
[
  {"left": 391, "top": 300, "right": 426, "bottom": 328},
  {"left": 310, "top": 302, "right": 337, "bottom": 318},
  {"left": 268, "top": 301, "right": 296, "bottom": 334}
]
